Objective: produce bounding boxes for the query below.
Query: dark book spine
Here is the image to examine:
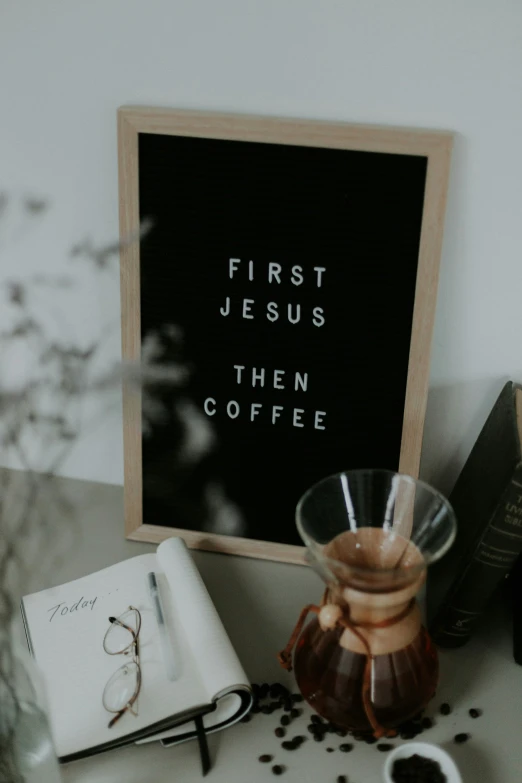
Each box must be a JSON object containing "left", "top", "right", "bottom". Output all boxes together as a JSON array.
[
  {"left": 510, "top": 554, "right": 522, "bottom": 665},
  {"left": 431, "top": 467, "right": 522, "bottom": 647}
]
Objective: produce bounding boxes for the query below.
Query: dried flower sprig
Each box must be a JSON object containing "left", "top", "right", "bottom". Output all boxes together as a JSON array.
[{"left": 0, "top": 196, "right": 242, "bottom": 780}]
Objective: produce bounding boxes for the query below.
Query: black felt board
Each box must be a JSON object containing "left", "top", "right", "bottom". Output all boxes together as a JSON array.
[{"left": 138, "top": 132, "right": 427, "bottom": 547}]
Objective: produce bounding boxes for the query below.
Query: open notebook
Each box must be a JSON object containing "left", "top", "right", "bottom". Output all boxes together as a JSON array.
[{"left": 21, "top": 538, "right": 252, "bottom": 762}]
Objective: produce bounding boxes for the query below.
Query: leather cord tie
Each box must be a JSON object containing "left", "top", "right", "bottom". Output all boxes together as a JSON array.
[{"left": 278, "top": 593, "right": 416, "bottom": 739}]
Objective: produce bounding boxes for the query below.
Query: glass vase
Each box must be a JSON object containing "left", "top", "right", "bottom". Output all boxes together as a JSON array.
[
  {"left": 279, "top": 470, "right": 456, "bottom": 738},
  {"left": 0, "top": 633, "right": 62, "bottom": 783}
]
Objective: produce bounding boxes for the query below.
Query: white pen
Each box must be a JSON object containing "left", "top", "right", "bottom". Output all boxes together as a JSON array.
[{"left": 147, "top": 571, "right": 178, "bottom": 681}]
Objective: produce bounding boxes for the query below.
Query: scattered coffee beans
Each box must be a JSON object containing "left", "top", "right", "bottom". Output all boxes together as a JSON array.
[
  {"left": 251, "top": 681, "right": 474, "bottom": 777},
  {"left": 454, "top": 733, "right": 470, "bottom": 744},
  {"left": 399, "top": 720, "right": 422, "bottom": 738},
  {"left": 270, "top": 683, "right": 287, "bottom": 699},
  {"left": 392, "top": 754, "right": 446, "bottom": 783}
]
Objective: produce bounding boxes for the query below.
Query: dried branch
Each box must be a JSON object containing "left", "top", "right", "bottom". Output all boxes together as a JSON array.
[{"left": 0, "top": 202, "right": 238, "bottom": 778}]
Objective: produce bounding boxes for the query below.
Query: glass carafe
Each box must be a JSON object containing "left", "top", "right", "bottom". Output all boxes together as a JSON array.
[{"left": 279, "top": 470, "right": 456, "bottom": 738}]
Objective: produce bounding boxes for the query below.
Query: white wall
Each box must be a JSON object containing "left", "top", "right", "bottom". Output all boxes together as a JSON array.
[{"left": 1, "top": 0, "right": 521, "bottom": 494}]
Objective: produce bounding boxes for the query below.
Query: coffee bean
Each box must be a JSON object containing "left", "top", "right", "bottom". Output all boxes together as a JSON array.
[
  {"left": 339, "top": 743, "right": 354, "bottom": 752},
  {"left": 377, "top": 743, "right": 394, "bottom": 752},
  {"left": 280, "top": 715, "right": 290, "bottom": 726},
  {"left": 440, "top": 702, "right": 451, "bottom": 716},
  {"left": 269, "top": 683, "right": 283, "bottom": 699},
  {"left": 454, "top": 733, "right": 470, "bottom": 744},
  {"left": 313, "top": 733, "right": 324, "bottom": 742},
  {"left": 290, "top": 708, "right": 301, "bottom": 719},
  {"left": 399, "top": 725, "right": 421, "bottom": 739},
  {"left": 337, "top": 776, "right": 348, "bottom": 783},
  {"left": 326, "top": 747, "right": 335, "bottom": 752},
  {"left": 260, "top": 683, "right": 269, "bottom": 699},
  {"left": 258, "top": 754, "right": 272, "bottom": 763},
  {"left": 311, "top": 715, "right": 323, "bottom": 724},
  {"left": 252, "top": 683, "right": 261, "bottom": 697},
  {"left": 271, "top": 765, "right": 285, "bottom": 775},
  {"left": 251, "top": 703, "right": 261, "bottom": 714},
  {"left": 261, "top": 705, "right": 274, "bottom": 715},
  {"left": 335, "top": 728, "right": 348, "bottom": 737},
  {"left": 422, "top": 717, "right": 433, "bottom": 729},
  {"left": 241, "top": 714, "right": 251, "bottom": 723},
  {"left": 275, "top": 728, "right": 286, "bottom": 738},
  {"left": 364, "top": 735, "right": 377, "bottom": 744},
  {"left": 292, "top": 693, "right": 304, "bottom": 703},
  {"left": 400, "top": 720, "right": 421, "bottom": 735},
  {"left": 292, "top": 735, "right": 306, "bottom": 744},
  {"left": 283, "top": 701, "right": 293, "bottom": 713},
  {"left": 281, "top": 741, "right": 297, "bottom": 751},
  {"left": 469, "top": 708, "right": 482, "bottom": 719}
]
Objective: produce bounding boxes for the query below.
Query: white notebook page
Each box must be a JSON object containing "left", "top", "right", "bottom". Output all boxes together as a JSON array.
[
  {"left": 158, "top": 538, "right": 248, "bottom": 698},
  {"left": 140, "top": 538, "right": 249, "bottom": 742}
]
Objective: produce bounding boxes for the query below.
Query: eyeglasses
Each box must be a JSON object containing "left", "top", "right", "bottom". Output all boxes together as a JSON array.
[{"left": 102, "top": 606, "right": 142, "bottom": 728}]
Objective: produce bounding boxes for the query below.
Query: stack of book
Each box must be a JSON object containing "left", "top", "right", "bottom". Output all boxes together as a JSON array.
[{"left": 427, "top": 380, "right": 522, "bottom": 657}]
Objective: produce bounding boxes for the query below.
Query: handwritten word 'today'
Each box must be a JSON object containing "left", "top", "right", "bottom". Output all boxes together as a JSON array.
[{"left": 48, "top": 596, "right": 97, "bottom": 622}]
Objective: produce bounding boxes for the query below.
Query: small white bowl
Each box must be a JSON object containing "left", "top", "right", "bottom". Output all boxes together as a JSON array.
[{"left": 383, "top": 742, "right": 463, "bottom": 783}]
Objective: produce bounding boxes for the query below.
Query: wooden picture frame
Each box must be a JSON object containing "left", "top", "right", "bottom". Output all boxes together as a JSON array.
[{"left": 118, "top": 106, "right": 452, "bottom": 563}]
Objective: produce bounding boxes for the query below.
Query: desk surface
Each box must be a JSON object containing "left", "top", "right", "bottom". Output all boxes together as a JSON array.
[{"left": 14, "top": 473, "right": 521, "bottom": 783}]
